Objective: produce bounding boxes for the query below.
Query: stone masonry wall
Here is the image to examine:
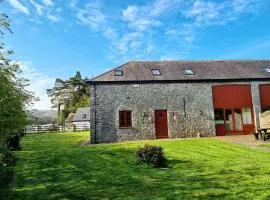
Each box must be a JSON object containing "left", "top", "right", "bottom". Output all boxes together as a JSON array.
[
  {"left": 90, "top": 82, "right": 216, "bottom": 143},
  {"left": 90, "top": 81, "right": 270, "bottom": 143}
]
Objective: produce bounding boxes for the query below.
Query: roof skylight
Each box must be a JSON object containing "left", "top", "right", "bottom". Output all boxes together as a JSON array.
[
  {"left": 261, "top": 67, "right": 270, "bottom": 73},
  {"left": 152, "top": 69, "right": 161, "bottom": 76},
  {"left": 183, "top": 69, "right": 195, "bottom": 75},
  {"left": 114, "top": 69, "right": 123, "bottom": 76}
]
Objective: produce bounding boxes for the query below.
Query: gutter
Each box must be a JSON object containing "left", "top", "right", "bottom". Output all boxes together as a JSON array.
[{"left": 87, "top": 77, "right": 270, "bottom": 85}]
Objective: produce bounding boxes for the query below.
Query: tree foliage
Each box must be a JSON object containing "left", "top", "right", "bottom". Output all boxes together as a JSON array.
[
  {"left": 0, "top": 13, "right": 35, "bottom": 141},
  {"left": 0, "top": 13, "right": 12, "bottom": 36},
  {"left": 47, "top": 71, "right": 90, "bottom": 124}
]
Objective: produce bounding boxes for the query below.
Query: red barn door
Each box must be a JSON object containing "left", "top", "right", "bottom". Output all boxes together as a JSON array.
[{"left": 212, "top": 85, "right": 255, "bottom": 136}]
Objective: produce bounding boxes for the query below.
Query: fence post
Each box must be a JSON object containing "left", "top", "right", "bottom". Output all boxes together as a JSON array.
[{"left": 38, "top": 125, "right": 40, "bottom": 134}]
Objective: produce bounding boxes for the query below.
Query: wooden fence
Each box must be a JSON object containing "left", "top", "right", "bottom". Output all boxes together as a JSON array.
[{"left": 24, "top": 123, "right": 90, "bottom": 134}]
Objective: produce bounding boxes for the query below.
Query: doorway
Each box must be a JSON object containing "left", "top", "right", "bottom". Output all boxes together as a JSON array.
[{"left": 155, "top": 110, "right": 168, "bottom": 139}]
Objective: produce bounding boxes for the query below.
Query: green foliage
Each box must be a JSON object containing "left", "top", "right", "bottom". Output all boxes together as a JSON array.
[
  {"left": 0, "top": 16, "right": 35, "bottom": 142},
  {"left": 47, "top": 71, "right": 90, "bottom": 124},
  {"left": 0, "top": 142, "right": 16, "bottom": 194},
  {"left": 136, "top": 144, "right": 167, "bottom": 167},
  {"left": 0, "top": 45, "right": 35, "bottom": 141},
  {"left": 0, "top": 13, "right": 12, "bottom": 36},
  {"left": 5, "top": 134, "right": 21, "bottom": 151}
]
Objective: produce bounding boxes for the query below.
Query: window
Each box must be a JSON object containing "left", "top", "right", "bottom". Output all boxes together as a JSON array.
[
  {"left": 82, "top": 114, "right": 87, "bottom": 119},
  {"left": 242, "top": 107, "right": 252, "bottom": 124},
  {"left": 119, "top": 111, "right": 132, "bottom": 128},
  {"left": 115, "top": 69, "right": 123, "bottom": 76},
  {"left": 214, "top": 109, "right": 224, "bottom": 125},
  {"left": 260, "top": 67, "right": 270, "bottom": 73},
  {"left": 183, "top": 69, "right": 195, "bottom": 75},
  {"left": 151, "top": 69, "right": 161, "bottom": 76}
]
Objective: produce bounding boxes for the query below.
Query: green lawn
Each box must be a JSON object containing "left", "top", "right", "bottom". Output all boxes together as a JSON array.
[{"left": 5, "top": 132, "right": 270, "bottom": 200}]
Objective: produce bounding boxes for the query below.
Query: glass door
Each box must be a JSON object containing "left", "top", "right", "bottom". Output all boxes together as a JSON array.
[
  {"left": 234, "top": 108, "right": 243, "bottom": 131},
  {"left": 224, "top": 108, "right": 243, "bottom": 134},
  {"left": 225, "top": 109, "right": 233, "bottom": 132}
]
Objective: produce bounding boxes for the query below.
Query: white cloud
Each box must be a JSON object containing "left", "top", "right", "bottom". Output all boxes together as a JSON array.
[
  {"left": 8, "top": 0, "right": 29, "bottom": 15},
  {"left": 47, "top": 14, "right": 61, "bottom": 22},
  {"left": 114, "top": 32, "right": 142, "bottom": 54},
  {"left": 69, "top": 0, "right": 78, "bottom": 8},
  {"left": 122, "top": 4, "right": 162, "bottom": 32},
  {"left": 103, "top": 27, "right": 117, "bottom": 40},
  {"left": 43, "top": 0, "right": 53, "bottom": 6},
  {"left": 29, "top": 0, "right": 44, "bottom": 15},
  {"left": 19, "top": 61, "right": 55, "bottom": 110},
  {"left": 122, "top": 5, "right": 138, "bottom": 21},
  {"left": 76, "top": 7, "right": 106, "bottom": 30},
  {"left": 150, "top": 0, "right": 182, "bottom": 16}
]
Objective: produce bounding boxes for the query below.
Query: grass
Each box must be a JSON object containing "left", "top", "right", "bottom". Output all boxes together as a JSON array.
[
  {"left": 4, "top": 131, "right": 270, "bottom": 199},
  {"left": 260, "top": 143, "right": 270, "bottom": 148}
]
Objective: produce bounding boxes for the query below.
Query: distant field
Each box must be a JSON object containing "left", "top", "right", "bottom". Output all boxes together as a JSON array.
[{"left": 5, "top": 132, "right": 270, "bottom": 200}]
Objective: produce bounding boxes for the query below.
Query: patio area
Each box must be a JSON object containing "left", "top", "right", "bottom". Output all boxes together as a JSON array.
[{"left": 216, "top": 135, "right": 270, "bottom": 150}]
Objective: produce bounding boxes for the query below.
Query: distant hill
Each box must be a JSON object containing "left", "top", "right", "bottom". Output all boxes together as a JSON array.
[{"left": 28, "top": 110, "right": 57, "bottom": 125}]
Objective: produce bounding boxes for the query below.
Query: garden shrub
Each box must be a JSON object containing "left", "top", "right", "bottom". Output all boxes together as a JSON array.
[
  {"left": 0, "top": 144, "right": 16, "bottom": 186},
  {"left": 6, "top": 134, "right": 21, "bottom": 151},
  {"left": 136, "top": 144, "right": 167, "bottom": 168}
]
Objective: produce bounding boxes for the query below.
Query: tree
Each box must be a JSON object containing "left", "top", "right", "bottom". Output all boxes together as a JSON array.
[
  {"left": 0, "top": 12, "right": 35, "bottom": 141},
  {"left": 47, "top": 78, "right": 71, "bottom": 123},
  {"left": 0, "top": 13, "right": 12, "bottom": 36},
  {"left": 47, "top": 71, "right": 90, "bottom": 124}
]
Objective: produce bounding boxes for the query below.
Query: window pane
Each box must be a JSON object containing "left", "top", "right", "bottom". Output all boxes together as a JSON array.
[
  {"left": 119, "top": 111, "right": 132, "bottom": 127},
  {"left": 225, "top": 110, "right": 233, "bottom": 131},
  {"left": 152, "top": 69, "right": 161, "bottom": 76},
  {"left": 234, "top": 109, "right": 243, "bottom": 130},
  {"left": 214, "top": 109, "right": 224, "bottom": 125},
  {"left": 115, "top": 69, "right": 123, "bottom": 76},
  {"left": 242, "top": 107, "right": 252, "bottom": 124},
  {"left": 184, "top": 69, "right": 195, "bottom": 75}
]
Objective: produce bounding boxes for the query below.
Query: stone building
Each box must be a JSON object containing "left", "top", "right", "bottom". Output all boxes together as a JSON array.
[{"left": 88, "top": 60, "right": 270, "bottom": 143}]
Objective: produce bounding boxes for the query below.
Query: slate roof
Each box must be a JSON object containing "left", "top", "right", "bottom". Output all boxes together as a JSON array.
[
  {"left": 90, "top": 60, "right": 270, "bottom": 83},
  {"left": 72, "top": 107, "right": 90, "bottom": 122}
]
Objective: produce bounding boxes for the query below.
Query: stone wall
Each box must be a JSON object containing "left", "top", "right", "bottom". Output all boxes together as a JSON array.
[
  {"left": 90, "top": 82, "right": 216, "bottom": 143},
  {"left": 90, "top": 81, "right": 270, "bottom": 143}
]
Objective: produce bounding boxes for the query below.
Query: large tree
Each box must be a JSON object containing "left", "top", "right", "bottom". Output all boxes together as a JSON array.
[
  {"left": 0, "top": 13, "right": 35, "bottom": 141},
  {"left": 47, "top": 71, "right": 90, "bottom": 124}
]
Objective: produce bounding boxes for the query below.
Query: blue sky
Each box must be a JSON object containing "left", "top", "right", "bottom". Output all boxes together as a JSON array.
[{"left": 1, "top": 0, "right": 270, "bottom": 109}]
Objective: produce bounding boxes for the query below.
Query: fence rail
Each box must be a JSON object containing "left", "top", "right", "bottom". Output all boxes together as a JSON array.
[{"left": 24, "top": 123, "right": 90, "bottom": 134}]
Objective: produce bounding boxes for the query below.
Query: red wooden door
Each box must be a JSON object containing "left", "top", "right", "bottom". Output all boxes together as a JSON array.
[{"left": 155, "top": 110, "right": 168, "bottom": 139}]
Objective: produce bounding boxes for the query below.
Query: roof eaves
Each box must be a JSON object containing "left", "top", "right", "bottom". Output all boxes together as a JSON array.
[{"left": 89, "top": 77, "right": 270, "bottom": 84}]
